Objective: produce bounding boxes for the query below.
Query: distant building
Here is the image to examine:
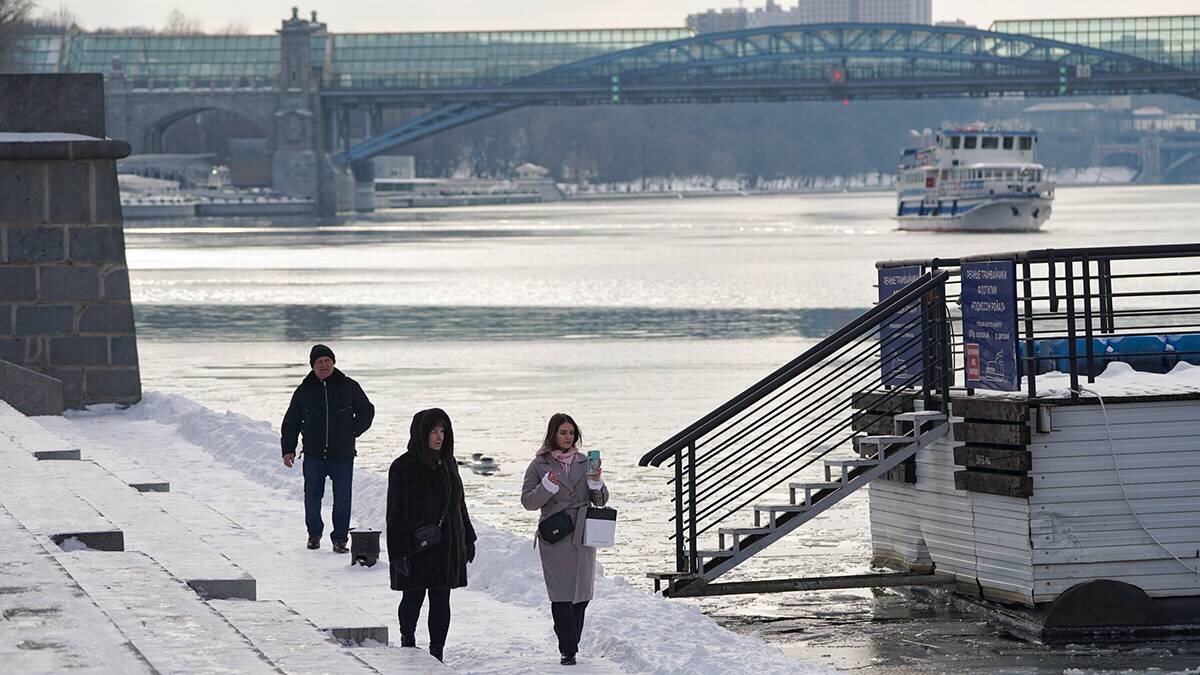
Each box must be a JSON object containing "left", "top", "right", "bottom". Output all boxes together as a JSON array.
[{"left": 687, "top": 0, "right": 933, "bottom": 33}]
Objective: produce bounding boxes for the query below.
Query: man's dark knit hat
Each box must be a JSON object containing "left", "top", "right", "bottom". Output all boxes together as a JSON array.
[{"left": 309, "top": 344, "right": 335, "bottom": 367}]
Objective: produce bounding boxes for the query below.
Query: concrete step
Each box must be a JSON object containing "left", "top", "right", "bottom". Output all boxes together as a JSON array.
[
  {"left": 0, "top": 422, "right": 124, "bottom": 551},
  {"left": 209, "top": 599, "right": 388, "bottom": 674},
  {"left": 0, "top": 506, "right": 149, "bottom": 673},
  {"left": 50, "top": 549, "right": 278, "bottom": 674},
  {"left": 147, "top": 490, "right": 388, "bottom": 645},
  {"left": 348, "top": 645, "right": 453, "bottom": 672},
  {"left": 37, "top": 416, "right": 170, "bottom": 492},
  {"left": 41, "top": 459, "right": 255, "bottom": 600}
]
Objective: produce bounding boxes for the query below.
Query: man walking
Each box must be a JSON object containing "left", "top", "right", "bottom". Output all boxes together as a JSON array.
[{"left": 282, "top": 344, "right": 375, "bottom": 553}]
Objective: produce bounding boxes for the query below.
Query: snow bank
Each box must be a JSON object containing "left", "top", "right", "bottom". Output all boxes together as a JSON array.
[
  {"left": 979, "top": 360, "right": 1200, "bottom": 399},
  {"left": 103, "top": 392, "right": 821, "bottom": 674}
]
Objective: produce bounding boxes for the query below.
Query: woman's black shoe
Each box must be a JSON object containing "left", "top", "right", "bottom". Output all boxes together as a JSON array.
[
  {"left": 400, "top": 633, "right": 416, "bottom": 648},
  {"left": 560, "top": 654, "right": 577, "bottom": 666},
  {"left": 429, "top": 644, "right": 444, "bottom": 662}
]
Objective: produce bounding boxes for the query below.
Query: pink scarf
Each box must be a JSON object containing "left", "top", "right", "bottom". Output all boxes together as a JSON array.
[{"left": 550, "top": 449, "right": 577, "bottom": 473}]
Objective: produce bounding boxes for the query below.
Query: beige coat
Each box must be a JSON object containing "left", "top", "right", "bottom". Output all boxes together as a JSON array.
[{"left": 521, "top": 452, "right": 610, "bottom": 603}]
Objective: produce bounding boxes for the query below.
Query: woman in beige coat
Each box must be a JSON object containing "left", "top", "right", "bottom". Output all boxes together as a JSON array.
[{"left": 521, "top": 412, "right": 609, "bottom": 666}]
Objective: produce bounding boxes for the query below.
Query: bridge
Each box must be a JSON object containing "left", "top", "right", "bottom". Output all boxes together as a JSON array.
[{"left": 11, "top": 10, "right": 1200, "bottom": 212}]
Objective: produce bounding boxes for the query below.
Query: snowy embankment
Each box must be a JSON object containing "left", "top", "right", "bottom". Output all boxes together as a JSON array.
[{"left": 108, "top": 392, "right": 822, "bottom": 674}]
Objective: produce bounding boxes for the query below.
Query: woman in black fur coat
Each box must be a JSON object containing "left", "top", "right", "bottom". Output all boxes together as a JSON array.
[{"left": 387, "top": 408, "right": 476, "bottom": 662}]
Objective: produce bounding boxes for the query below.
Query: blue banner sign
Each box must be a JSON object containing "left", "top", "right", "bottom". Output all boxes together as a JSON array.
[
  {"left": 962, "top": 260, "right": 1019, "bottom": 391},
  {"left": 878, "top": 266, "right": 923, "bottom": 387}
]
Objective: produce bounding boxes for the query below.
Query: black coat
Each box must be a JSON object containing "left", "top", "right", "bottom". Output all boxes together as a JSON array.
[
  {"left": 280, "top": 368, "right": 374, "bottom": 460},
  {"left": 387, "top": 408, "right": 476, "bottom": 591}
]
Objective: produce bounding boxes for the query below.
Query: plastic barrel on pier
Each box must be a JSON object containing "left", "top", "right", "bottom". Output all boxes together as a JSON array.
[
  {"left": 1166, "top": 333, "right": 1200, "bottom": 368},
  {"left": 1106, "top": 335, "right": 1170, "bottom": 374}
]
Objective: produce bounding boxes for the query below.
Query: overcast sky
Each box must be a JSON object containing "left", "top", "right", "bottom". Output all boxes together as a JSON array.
[{"left": 37, "top": 1, "right": 1200, "bottom": 33}]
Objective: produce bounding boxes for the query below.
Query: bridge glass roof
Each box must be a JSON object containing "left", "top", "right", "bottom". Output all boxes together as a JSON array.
[
  {"left": 67, "top": 35, "right": 281, "bottom": 89},
  {"left": 993, "top": 16, "right": 1200, "bottom": 70},
  {"left": 320, "top": 29, "right": 692, "bottom": 89}
]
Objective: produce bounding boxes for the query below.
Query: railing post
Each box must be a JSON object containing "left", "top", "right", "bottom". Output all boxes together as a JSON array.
[
  {"left": 687, "top": 441, "right": 698, "bottom": 574},
  {"left": 1100, "top": 258, "right": 1115, "bottom": 332},
  {"left": 1064, "top": 257, "right": 1080, "bottom": 399},
  {"left": 1082, "top": 256, "right": 1096, "bottom": 383},
  {"left": 937, "top": 281, "right": 952, "bottom": 412},
  {"left": 919, "top": 290, "right": 934, "bottom": 411},
  {"left": 674, "top": 448, "right": 685, "bottom": 573},
  {"left": 1022, "top": 259, "right": 1038, "bottom": 398}
]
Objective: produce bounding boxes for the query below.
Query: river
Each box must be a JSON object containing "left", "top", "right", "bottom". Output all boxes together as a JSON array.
[{"left": 126, "top": 185, "right": 1200, "bottom": 673}]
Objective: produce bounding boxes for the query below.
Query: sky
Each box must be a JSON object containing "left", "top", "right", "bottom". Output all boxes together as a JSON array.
[{"left": 33, "top": 1, "right": 1200, "bottom": 34}]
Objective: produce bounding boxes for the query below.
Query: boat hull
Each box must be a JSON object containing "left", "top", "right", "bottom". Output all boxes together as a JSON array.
[{"left": 894, "top": 198, "right": 1051, "bottom": 233}]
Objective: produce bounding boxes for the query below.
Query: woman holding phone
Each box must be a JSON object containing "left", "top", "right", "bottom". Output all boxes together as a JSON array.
[{"left": 520, "top": 412, "right": 609, "bottom": 666}]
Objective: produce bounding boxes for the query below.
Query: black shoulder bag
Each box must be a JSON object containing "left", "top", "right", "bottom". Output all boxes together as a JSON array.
[
  {"left": 412, "top": 469, "right": 451, "bottom": 554},
  {"left": 538, "top": 510, "right": 574, "bottom": 544}
]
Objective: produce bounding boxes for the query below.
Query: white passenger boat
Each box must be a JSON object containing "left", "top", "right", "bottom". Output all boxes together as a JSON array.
[{"left": 894, "top": 127, "right": 1054, "bottom": 232}]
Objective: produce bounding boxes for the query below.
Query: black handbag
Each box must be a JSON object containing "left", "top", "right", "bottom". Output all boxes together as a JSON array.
[
  {"left": 412, "top": 471, "right": 451, "bottom": 554},
  {"left": 538, "top": 510, "right": 574, "bottom": 544}
]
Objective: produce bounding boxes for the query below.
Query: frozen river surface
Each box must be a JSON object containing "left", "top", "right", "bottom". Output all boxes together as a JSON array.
[{"left": 127, "top": 186, "right": 1200, "bottom": 673}]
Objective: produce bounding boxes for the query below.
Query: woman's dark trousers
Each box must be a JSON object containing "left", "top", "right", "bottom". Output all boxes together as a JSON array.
[
  {"left": 399, "top": 588, "right": 451, "bottom": 656},
  {"left": 551, "top": 601, "right": 589, "bottom": 657}
]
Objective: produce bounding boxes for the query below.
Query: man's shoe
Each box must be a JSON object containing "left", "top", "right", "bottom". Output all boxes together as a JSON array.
[
  {"left": 307, "top": 537, "right": 320, "bottom": 550},
  {"left": 332, "top": 541, "right": 349, "bottom": 554},
  {"left": 560, "top": 654, "right": 576, "bottom": 666}
]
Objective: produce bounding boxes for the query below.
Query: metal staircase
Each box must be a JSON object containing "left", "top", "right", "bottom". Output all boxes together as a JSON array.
[
  {"left": 639, "top": 270, "right": 954, "bottom": 597},
  {"left": 696, "top": 410, "right": 947, "bottom": 582}
]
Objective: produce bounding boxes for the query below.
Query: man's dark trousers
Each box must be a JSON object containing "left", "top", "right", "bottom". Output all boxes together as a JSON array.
[{"left": 303, "top": 455, "right": 354, "bottom": 544}]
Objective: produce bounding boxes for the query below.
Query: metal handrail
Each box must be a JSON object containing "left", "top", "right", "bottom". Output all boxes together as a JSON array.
[{"left": 639, "top": 270, "right": 950, "bottom": 468}]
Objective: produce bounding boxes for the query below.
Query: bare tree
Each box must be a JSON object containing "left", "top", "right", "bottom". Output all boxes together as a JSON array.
[
  {"left": 162, "top": 7, "right": 203, "bottom": 35},
  {"left": 0, "top": 0, "right": 35, "bottom": 70},
  {"left": 30, "top": 4, "right": 81, "bottom": 31},
  {"left": 214, "top": 19, "right": 249, "bottom": 35}
]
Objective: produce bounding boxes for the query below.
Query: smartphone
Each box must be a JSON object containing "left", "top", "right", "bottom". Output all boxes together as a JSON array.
[{"left": 587, "top": 450, "right": 601, "bottom": 474}]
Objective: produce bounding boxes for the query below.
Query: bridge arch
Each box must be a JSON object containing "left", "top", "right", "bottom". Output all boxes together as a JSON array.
[
  {"left": 141, "top": 105, "right": 270, "bottom": 155},
  {"left": 334, "top": 22, "right": 1194, "bottom": 163}
]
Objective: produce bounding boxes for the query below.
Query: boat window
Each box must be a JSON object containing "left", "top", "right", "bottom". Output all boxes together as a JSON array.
[
  {"left": 949, "top": 135, "right": 961, "bottom": 149},
  {"left": 1003, "top": 137, "right": 1014, "bottom": 150},
  {"left": 982, "top": 136, "right": 999, "bottom": 149},
  {"left": 963, "top": 136, "right": 977, "bottom": 149},
  {"left": 1020, "top": 136, "right": 1034, "bottom": 150}
]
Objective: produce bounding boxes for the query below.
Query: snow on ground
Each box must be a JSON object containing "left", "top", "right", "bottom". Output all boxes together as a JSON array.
[
  {"left": 978, "top": 361, "right": 1200, "bottom": 399},
  {"left": 65, "top": 392, "right": 825, "bottom": 674}
]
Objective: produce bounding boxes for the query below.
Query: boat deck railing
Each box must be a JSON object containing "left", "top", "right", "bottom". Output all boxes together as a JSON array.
[{"left": 879, "top": 242, "right": 1200, "bottom": 399}]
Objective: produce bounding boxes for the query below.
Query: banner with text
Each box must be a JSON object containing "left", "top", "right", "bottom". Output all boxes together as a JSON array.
[
  {"left": 878, "top": 265, "right": 923, "bottom": 387},
  {"left": 962, "top": 260, "right": 1019, "bottom": 391}
]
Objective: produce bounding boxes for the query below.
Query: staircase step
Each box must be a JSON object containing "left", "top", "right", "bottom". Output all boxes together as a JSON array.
[
  {"left": 894, "top": 410, "right": 947, "bottom": 422},
  {"left": 209, "top": 599, "right": 389, "bottom": 673},
  {"left": 856, "top": 435, "right": 910, "bottom": 447},
  {"left": 50, "top": 549, "right": 278, "bottom": 673},
  {"left": 0, "top": 507, "right": 149, "bottom": 673},
  {"left": 717, "top": 526, "right": 773, "bottom": 536},
  {"left": 787, "top": 481, "right": 843, "bottom": 491},
  {"left": 824, "top": 458, "right": 879, "bottom": 481},
  {"left": 695, "top": 549, "right": 735, "bottom": 559},
  {"left": 41, "top": 459, "right": 255, "bottom": 600}
]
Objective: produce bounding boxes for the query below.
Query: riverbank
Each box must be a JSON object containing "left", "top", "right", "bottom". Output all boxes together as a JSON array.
[{"left": 0, "top": 393, "right": 820, "bottom": 674}]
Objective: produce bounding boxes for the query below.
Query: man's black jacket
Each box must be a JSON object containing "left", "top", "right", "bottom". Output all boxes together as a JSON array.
[{"left": 281, "top": 368, "right": 374, "bottom": 460}]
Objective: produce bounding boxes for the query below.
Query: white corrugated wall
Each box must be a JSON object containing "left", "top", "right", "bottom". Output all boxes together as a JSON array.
[
  {"left": 1030, "top": 399, "right": 1200, "bottom": 602},
  {"left": 870, "top": 427, "right": 1036, "bottom": 606}
]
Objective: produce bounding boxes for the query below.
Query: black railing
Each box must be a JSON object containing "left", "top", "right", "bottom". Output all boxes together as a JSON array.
[
  {"left": 879, "top": 242, "right": 1200, "bottom": 399},
  {"left": 639, "top": 271, "right": 952, "bottom": 576}
]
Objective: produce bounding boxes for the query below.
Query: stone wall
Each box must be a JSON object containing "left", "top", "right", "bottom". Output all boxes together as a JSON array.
[{"left": 0, "top": 74, "right": 141, "bottom": 408}]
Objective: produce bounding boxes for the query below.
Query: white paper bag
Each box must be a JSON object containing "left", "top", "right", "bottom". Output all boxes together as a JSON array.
[{"left": 583, "top": 507, "right": 617, "bottom": 548}]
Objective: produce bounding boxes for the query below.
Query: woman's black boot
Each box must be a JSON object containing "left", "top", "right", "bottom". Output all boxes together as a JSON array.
[
  {"left": 429, "top": 644, "right": 444, "bottom": 662},
  {"left": 400, "top": 633, "right": 416, "bottom": 648},
  {"left": 560, "top": 653, "right": 577, "bottom": 666}
]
